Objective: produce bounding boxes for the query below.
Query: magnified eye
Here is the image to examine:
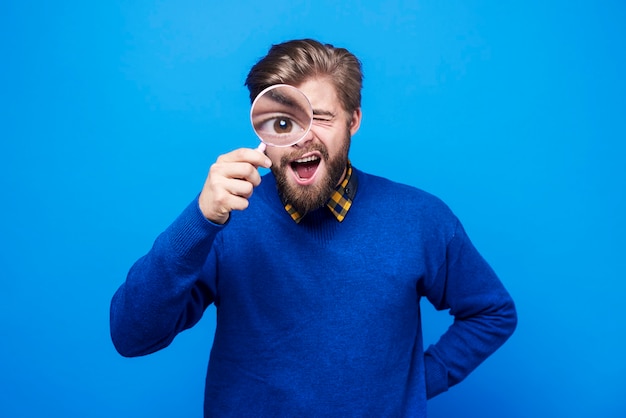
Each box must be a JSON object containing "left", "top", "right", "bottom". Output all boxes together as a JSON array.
[
  {"left": 273, "top": 117, "right": 293, "bottom": 133},
  {"left": 258, "top": 115, "right": 304, "bottom": 135},
  {"left": 250, "top": 84, "right": 313, "bottom": 147}
]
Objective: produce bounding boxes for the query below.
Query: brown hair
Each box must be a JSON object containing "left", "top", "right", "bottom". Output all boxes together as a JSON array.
[{"left": 245, "top": 39, "right": 363, "bottom": 114}]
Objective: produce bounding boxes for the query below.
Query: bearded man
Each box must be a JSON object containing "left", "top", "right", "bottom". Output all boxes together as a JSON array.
[{"left": 111, "top": 39, "right": 517, "bottom": 417}]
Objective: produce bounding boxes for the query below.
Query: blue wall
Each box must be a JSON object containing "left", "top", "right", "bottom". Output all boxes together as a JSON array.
[{"left": 1, "top": 1, "right": 624, "bottom": 417}]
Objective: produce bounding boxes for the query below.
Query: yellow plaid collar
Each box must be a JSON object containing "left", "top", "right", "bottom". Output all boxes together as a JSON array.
[{"left": 284, "top": 162, "right": 358, "bottom": 224}]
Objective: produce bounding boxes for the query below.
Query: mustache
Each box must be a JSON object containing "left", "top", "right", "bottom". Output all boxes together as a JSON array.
[{"left": 279, "top": 143, "right": 330, "bottom": 168}]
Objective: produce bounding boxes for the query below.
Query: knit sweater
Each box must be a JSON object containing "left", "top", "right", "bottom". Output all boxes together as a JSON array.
[{"left": 110, "top": 168, "right": 517, "bottom": 417}]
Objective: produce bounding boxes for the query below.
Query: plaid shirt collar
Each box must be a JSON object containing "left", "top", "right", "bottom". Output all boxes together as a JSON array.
[{"left": 284, "top": 162, "right": 358, "bottom": 224}]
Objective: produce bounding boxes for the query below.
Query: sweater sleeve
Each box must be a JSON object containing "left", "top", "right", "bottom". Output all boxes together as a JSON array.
[
  {"left": 421, "top": 220, "right": 517, "bottom": 399},
  {"left": 110, "top": 197, "right": 223, "bottom": 357}
]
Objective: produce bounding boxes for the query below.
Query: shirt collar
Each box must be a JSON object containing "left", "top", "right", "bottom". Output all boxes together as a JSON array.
[{"left": 284, "top": 162, "right": 358, "bottom": 224}]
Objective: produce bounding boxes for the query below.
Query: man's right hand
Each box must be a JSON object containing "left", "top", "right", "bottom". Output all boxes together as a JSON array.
[{"left": 199, "top": 147, "right": 272, "bottom": 224}]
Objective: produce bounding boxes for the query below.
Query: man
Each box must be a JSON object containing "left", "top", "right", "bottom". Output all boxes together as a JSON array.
[{"left": 110, "top": 39, "right": 517, "bottom": 416}]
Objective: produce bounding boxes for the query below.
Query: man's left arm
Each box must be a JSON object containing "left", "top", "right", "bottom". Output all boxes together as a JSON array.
[{"left": 421, "top": 220, "right": 517, "bottom": 399}]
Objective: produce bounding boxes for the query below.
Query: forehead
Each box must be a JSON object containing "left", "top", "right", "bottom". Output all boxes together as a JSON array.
[{"left": 295, "top": 77, "right": 341, "bottom": 113}]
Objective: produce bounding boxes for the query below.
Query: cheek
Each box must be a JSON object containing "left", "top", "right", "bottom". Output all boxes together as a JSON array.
[
  {"left": 263, "top": 144, "right": 276, "bottom": 155},
  {"left": 264, "top": 148, "right": 283, "bottom": 164},
  {"left": 325, "top": 132, "right": 350, "bottom": 155}
]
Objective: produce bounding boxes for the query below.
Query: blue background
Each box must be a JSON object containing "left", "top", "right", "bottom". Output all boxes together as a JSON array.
[{"left": 1, "top": 1, "right": 625, "bottom": 417}]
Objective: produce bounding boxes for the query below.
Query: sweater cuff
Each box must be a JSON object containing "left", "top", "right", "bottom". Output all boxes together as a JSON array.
[
  {"left": 165, "top": 196, "right": 226, "bottom": 262},
  {"left": 424, "top": 347, "right": 449, "bottom": 399}
]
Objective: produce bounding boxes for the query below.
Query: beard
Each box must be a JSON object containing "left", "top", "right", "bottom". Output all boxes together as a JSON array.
[{"left": 272, "top": 133, "right": 351, "bottom": 216}]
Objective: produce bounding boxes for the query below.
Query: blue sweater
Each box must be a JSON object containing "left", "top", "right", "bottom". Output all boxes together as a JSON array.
[{"left": 110, "top": 169, "right": 517, "bottom": 417}]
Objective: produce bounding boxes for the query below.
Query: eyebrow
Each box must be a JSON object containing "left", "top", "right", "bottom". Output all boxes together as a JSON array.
[
  {"left": 268, "top": 90, "right": 294, "bottom": 106},
  {"left": 267, "top": 90, "right": 310, "bottom": 116}
]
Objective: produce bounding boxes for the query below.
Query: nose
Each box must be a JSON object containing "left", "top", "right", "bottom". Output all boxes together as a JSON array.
[{"left": 294, "top": 126, "right": 315, "bottom": 148}]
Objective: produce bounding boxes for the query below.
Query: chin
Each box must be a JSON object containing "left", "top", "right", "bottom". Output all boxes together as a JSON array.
[{"left": 274, "top": 163, "right": 335, "bottom": 215}]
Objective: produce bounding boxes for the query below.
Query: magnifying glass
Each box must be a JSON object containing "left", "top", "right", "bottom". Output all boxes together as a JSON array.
[{"left": 250, "top": 84, "right": 313, "bottom": 150}]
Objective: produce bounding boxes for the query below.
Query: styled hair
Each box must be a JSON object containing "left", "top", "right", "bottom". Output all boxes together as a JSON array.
[{"left": 245, "top": 39, "right": 363, "bottom": 114}]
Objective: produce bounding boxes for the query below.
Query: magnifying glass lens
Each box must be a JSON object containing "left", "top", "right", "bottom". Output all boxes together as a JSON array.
[{"left": 250, "top": 85, "right": 313, "bottom": 147}]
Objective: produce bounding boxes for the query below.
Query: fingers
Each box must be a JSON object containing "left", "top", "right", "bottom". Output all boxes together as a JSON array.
[
  {"left": 219, "top": 147, "right": 272, "bottom": 169},
  {"left": 202, "top": 177, "right": 253, "bottom": 222},
  {"left": 212, "top": 160, "right": 263, "bottom": 188},
  {"left": 199, "top": 147, "right": 272, "bottom": 224}
]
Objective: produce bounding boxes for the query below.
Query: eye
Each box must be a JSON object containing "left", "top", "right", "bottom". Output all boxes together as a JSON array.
[
  {"left": 313, "top": 117, "right": 332, "bottom": 123},
  {"left": 257, "top": 115, "right": 304, "bottom": 136},
  {"left": 312, "top": 113, "right": 335, "bottom": 125}
]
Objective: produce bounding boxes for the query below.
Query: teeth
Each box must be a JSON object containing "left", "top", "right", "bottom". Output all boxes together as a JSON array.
[{"left": 294, "top": 156, "right": 320, "bottom": 164}]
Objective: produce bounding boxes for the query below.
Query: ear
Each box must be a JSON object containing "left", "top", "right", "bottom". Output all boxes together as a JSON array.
[{"left": 349, "top": 108, "right": 362, "bottom": 136}]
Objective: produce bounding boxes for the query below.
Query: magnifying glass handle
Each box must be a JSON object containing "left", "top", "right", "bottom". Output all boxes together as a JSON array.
[{"left": 256, "top": 142, "right": 267, "bottom": 153}]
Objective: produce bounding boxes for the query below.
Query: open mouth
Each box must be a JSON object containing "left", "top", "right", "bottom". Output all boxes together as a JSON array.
[{"left": 290, "top": 154, "right": 321, "bottom": 182}]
